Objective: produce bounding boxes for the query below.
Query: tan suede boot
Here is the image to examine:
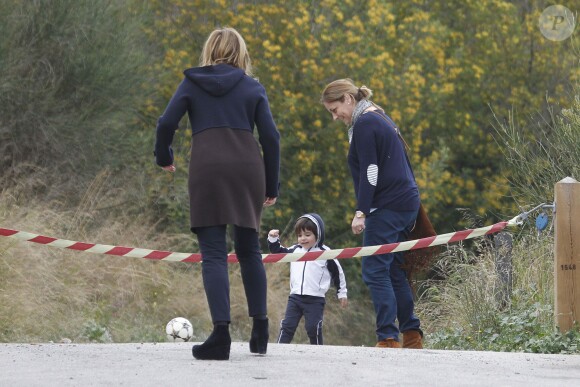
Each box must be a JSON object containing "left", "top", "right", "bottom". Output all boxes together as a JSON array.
[
  {"left": 375, "top": 338, "right": 401, "bottom": 348},
  {"left": 402, "top": 330, "right": 423, "bottom": 349}
]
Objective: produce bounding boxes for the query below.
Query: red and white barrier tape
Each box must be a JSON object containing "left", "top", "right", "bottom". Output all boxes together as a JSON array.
[{"left": 0, "top": 216, "right": 520, "bottom": 263}]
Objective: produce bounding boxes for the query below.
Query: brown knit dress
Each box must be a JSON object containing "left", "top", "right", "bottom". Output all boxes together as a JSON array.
[{"left": 188, "top": 127, "right": 265, "bottom": 231}]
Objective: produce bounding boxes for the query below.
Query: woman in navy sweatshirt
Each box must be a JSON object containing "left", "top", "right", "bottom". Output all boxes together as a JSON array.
[
  {"left": 155, "top": 27, "right": 280, "bottom": 360},
  {"left": 321, "top": 78, "right": 423, "bottom": 349}
]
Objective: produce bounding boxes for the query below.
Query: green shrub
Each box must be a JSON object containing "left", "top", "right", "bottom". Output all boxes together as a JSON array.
[
  {"left": 421, "top": 89, "right": 580, "bottom": 354},
  {"left": 0, "top": 0, "right": 154, "bottom": 199},
  {"left": 492, "top": 92, "right": 580, "bottom": 205}
]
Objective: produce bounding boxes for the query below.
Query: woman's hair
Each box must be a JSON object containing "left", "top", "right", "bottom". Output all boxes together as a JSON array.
[
  {"left": 200, "top": 27, "right": 253, "bottom": 76},
  {"left": 294, "top": 217, "right": 317, "bottom": 239},
  {"left": 320, "top": 78, "right": 373, "bottom": 104}
]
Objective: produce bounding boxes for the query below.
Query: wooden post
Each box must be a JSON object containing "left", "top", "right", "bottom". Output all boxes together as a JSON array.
[{"left": 554, "top": 176, "right": 580, "bottom": 332}]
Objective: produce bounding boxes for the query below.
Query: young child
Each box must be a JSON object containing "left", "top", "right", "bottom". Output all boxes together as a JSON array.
[{"left": 268, "top": 213, "right": 348, "bottom": 345}]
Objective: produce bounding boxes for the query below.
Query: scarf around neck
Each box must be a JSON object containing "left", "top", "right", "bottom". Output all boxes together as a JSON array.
[{"left": 348, "top": 99, "right": 373, "bottom": 143}]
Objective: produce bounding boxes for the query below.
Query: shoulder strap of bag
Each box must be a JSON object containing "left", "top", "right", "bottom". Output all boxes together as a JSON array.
[
  {"left": 370, "top": 111, "right": 424, "bottom": 234},
  {"left": 370, "top": 110, "right": 411, "bottom": 152}
]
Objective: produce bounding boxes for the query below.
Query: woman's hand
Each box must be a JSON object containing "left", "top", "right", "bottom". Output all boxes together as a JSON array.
[
  {"left": 162, "top": 165, "right": 176, "bottom": 173},
  {"left": 351, "top": 216, "right": 365, "bottom": 235},
  {"left": 263, "top": 197, "right": 277, "bottom": 207}
]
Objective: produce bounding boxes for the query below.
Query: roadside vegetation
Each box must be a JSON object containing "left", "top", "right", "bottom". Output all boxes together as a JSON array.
[{"left": 0, "top": 0, "right": 578, "bottom": 353}]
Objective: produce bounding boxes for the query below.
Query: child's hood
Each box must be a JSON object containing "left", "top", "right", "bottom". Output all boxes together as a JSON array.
[{"left": 298, "top": 213, "right": 326, "bottom": 249}]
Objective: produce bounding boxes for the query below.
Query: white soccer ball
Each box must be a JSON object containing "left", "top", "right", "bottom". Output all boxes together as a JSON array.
[{"left": 165, "top": 317, "right": 194, "bottom": 342}]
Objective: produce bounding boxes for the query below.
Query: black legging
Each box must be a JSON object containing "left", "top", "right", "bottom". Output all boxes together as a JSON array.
[{"left": 195, "top": 225, "right": 267, "bottom": 323}]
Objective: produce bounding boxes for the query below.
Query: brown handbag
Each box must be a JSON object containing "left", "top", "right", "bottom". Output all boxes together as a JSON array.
[
  {"left": 403, "top": 202, "right": 440, "bottom": 277},
  {"left": 410, "top": 203, "right": 436, "bottom": 241}
]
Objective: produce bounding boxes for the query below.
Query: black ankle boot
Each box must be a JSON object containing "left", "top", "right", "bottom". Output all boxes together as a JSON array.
[
  {"left": 192, "top": 324, "right": 231, "bottom": 360},
  {"left": 249, "top": 318, "right": 269, "bottom": 354}
]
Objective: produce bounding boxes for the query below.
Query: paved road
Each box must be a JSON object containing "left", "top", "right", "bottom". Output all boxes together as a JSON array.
[{"left": 1, "top": 342, "right": 579, "bottom": 386}]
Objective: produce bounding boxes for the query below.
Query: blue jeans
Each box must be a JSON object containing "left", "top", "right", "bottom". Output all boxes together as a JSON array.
[
  {"left": 362, "top": 208, "right": 421, "bottom": 341},
  {"left": 194, "top": 225, "right": 267, "bottom": 323}
]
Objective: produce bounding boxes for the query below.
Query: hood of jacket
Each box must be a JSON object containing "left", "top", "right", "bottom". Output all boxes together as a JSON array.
[
  {"left": 298, "top": 213, "right": 326, "bottom": 250},
  {"left": 183, "top": 63, "right": 245, "bottom": 97}
]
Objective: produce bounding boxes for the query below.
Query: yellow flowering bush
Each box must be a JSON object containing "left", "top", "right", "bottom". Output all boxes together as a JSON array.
[{"left": 142, "top": 0, "right": 577, "bottom": 240}]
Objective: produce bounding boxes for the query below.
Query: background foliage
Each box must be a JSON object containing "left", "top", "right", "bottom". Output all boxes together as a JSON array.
[
  {"left": 142, "top": 0, "right": 578, "bottom": 243},
  {"left": 0, "top": 0, "right": 154, "bottom": 203},
  {"left": 1, "top": 0, "right": 579, "bottom": 352}
]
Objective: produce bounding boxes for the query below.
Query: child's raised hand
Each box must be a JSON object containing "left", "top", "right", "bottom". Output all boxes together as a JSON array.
[{"left": 268, "top": 229, "right": 279, "bottom": 238}]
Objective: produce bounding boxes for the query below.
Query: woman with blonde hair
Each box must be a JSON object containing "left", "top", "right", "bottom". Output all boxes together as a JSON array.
[
  {"left": 155, "top": 27, "right": 280, "bottom": 360},
  {"left": 321, "top": 78, "right": 423, "bottom": 349}
]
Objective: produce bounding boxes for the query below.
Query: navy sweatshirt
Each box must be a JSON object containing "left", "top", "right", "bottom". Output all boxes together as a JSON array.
[
  {"left": 348, "top": 111, "right": 419, "bottom": 214},
  {"left": 155, "top": 64, "right": 280, "bottom": 198}
]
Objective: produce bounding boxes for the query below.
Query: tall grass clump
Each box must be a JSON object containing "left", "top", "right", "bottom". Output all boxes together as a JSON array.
[
  {"left": 418, "top": 88, "right": 580, "bottom": 353},
  {"left": 492, "top": 92, "right": 580, "bottom": 205},
  {"left": 419, "top": 231, "right": 579, "bottom": 354}
]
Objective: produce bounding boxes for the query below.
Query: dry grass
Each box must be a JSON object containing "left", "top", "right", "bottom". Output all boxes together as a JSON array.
[
  {"left": 0, "top": 175, "right": 377, "bottom": 345},
  {"left": 0, "top": 183, "right": 204, "bottom": 343},
  {"left": 416, "top": 232, "right": 554, "bottom": 336}
]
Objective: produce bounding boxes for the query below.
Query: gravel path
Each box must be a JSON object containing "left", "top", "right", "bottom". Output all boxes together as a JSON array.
[{"left": 1, "top": 342, "right": 579, "bottom": 386}]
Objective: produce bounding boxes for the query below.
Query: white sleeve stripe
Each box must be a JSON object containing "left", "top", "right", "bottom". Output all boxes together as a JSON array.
[{"left": 367, "top": 164, "right": 378, "bottom": 186}]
